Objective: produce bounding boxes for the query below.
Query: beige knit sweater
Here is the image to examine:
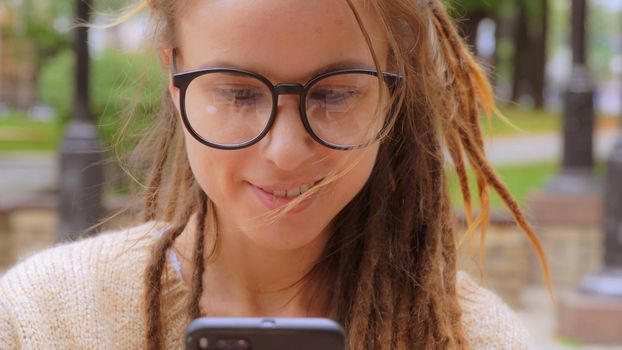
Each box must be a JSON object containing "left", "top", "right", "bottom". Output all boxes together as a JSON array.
[{"left": 0, "top": 222, "right": 534, "bottom": 349}]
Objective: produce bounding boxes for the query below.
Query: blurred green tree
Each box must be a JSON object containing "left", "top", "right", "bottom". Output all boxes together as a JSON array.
[
  {"left": 447, "top": 0, "right": 504, "bottom": 49},
  {"left": 511, "top": 0, "right": 548, "bottom": 108},
  {"left": 6, "top": 0, "right": 72, "bottom": 70},
  {"left": 38, "top": 48, "right": 166, "bottom": 151},
  {"left": 4, "top": 0, "right": 134, "bottom": 108}
]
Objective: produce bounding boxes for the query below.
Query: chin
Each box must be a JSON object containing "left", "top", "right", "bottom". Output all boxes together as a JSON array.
[{"left": 247, "top": 223, "right": 327, "bottom": 253}]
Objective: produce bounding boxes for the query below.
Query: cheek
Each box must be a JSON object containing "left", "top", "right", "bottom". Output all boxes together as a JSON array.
[
  {"left": 183, "top": 133, "right": 233, "bottom": 199},
  {"left": 330, "top": 145, "right": 379, "bottom": 203},
  {"left": 185, "top": 137, "right": 214, "bottom": 191}
]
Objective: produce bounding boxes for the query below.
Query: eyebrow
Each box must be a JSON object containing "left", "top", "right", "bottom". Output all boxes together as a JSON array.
[{"left": 308, "top": 60, "right": 377, "bottom": 77}]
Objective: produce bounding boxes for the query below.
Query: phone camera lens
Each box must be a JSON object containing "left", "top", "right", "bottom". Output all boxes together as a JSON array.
[{"left": 236, "top": 339, "right": 250, "bottom": 349}]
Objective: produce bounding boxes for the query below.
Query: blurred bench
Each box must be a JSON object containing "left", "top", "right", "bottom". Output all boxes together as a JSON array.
[
  {"left": 0, "top": 194, "right": 57, "bottom": 268},
  {"left": 0, "top": 194, "right": 137, "bottom": 270},
  {"left": 0, "top": 194, "right": 57, "bottom": 228}
]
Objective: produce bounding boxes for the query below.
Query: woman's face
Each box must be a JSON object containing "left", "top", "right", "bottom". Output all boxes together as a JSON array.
[{"left": 170, "top": 0, "right": 388, "bottom": 251}]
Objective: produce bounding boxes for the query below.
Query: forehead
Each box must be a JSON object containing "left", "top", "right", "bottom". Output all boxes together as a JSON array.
[{"left": 175, "top": 0, "right": 387, "bottom": 81}]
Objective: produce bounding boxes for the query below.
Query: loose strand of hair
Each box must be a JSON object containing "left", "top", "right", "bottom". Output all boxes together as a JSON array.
[
  {"left": 143, "top": 94, "right": 178, "bottom": 221},
  {"left": 171, "top": 162, "right": 199, "bottom": 225}
]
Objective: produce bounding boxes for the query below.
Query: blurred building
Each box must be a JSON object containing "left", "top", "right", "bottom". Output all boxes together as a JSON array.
[{"left": 0, "top": 4, "right": 37, "bottom": 111}]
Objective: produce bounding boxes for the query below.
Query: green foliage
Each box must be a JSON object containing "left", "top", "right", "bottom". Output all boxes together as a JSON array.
[
  {"left": 447, "top": 162, "right": 557, "bottom": 209},
  {"left": 0, "top": 112, "right": 63, "bottom": 152},
  {"left": 39, "top": 50, "right": 73, "bottom": 121},
  {"left": 588, "top": 4, "right": 621, "bottom": 80},
  {"left": 24, "top": 19, "right": 70, "bottom": 63},
  {"left": 446, "top": 0, "right": 505, "bottom": 16},
  {"left": 38, "top": 49, "right": 167, "bottom": 149},
  {"left": 5, "top": 0, "right": 72, "bottom": 66},
  {"left": 446, "top": 0, "right": 545, "bottom": 17},
  {"left": 93, "top": 50, "right": 167, "bottom": 146},
  {"left": 483, "top": 107, "right": 561, "bottom": 136},
  {"left": 448, "top": 160, "right": 605, "bottom": 210}
]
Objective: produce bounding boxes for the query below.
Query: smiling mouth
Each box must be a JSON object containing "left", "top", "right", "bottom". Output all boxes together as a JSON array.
[{"left": 258, "top": 179, "right": 323, "bottom": 198}]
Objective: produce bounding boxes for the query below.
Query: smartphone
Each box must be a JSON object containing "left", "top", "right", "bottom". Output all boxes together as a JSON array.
[{"left": 184, "top": 317, "right": 347, "bottom": 350}]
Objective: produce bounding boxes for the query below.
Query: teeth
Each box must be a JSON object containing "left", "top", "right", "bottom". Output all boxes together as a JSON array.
[
  {"left": 300, "top": 184, "right": 310, "bottom": 193},
  {"left": 270, "top": 183, "right": 314, "bottom": 198}
]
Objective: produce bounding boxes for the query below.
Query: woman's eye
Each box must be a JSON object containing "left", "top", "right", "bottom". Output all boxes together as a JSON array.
[
  {"left": 310, "top": 88, "right": 360, "bottom": 107},
  {"left": 215, "top": 87, "right": 264, "bottom": 106}
]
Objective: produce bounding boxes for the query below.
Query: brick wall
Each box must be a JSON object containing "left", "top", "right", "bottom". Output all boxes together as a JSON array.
[
  {"left": 0, "top": 207, "right": 133, "bottom": 277},
  {"left": 458, "top": 224, "right": 531, "bottom": 308}
]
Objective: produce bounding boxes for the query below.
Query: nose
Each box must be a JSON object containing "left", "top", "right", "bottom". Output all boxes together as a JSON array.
[{"left": 260, "top": 96, "right": 317, "bottom": 171}]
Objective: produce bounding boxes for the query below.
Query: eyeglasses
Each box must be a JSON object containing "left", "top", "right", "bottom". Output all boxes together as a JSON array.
[{"left": 171, "top": 49, "right": 400, "bottom": 150}]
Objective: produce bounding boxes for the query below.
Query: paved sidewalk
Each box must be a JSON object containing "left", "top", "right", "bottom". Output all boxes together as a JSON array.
[
  {"left": 0, "top": 152, "right": 57, "bottom": 198},
  {"left": 484, "top": 129, "right": 619, "bottom": 165}
]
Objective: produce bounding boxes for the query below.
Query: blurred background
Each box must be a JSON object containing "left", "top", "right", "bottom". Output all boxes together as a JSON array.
[{"left": 1, "top": 0, "right": 621, "bottom": 348}]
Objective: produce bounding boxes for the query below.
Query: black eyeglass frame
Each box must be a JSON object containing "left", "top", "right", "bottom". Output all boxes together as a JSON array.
[{"left": 171, "top": 49, "right": 401, "bottom": 151}]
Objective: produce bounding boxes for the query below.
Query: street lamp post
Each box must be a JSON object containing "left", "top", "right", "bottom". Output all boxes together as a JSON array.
[
  {"left": 579, "top": 16, "right": 622, "bottom": 296},
  {"left": 57, "top": 0, "right": 105, "bottom": 241},
  {"left": 602, "top": 125, "right": 622, "bottom": 270},
  {"left": 546, "top": 0, "right": 599, "bottom": 194}
]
